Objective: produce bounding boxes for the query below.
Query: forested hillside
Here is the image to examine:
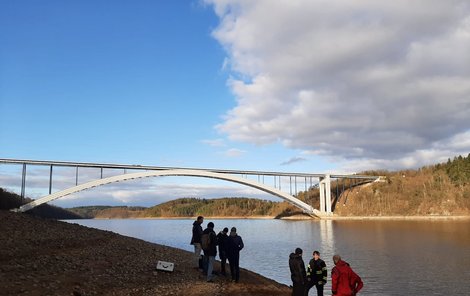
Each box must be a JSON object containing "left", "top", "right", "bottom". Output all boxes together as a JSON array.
[
  {"left": 332, "top": 154, "right": 470, "bottom": 216},
  {"left": 0, "top": 188, "right": 82, "bottom": 219},
  {"left": 144, "top": 197, "right": 298, "bottom": 218},
  {"left": 69, "top": 198, "right": 301, "bottom": 219},
  {"left": 69, "top": 206, "right": 147, "bottom": 219}
]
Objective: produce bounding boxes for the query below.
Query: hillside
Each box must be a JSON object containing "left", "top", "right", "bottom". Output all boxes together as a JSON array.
[
  {"left": 68, "top": 198, "right": 301, "bottom": 219},
  {"left": 331, "top": 154, "right": 470, "bottom": 216},
  {"left": 144, "top": 197, "right": 299, "bottom": 218},
  {"left": 69, "top": 205, "right": 147, "bottom": 219},
  {"left": 0, "top": 188, "right": 82, "bottom": 219}
]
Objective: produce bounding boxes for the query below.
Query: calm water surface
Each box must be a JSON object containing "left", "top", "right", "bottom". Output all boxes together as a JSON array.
[{"left": 67, "top": 219, "right": 470, "bottom": 295}]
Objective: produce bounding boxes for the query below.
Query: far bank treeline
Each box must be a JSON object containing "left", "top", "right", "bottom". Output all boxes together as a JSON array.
[
  {"left": 69, "top": 198, "right": 299, "bottom": 219},
  {"left": 2, "top": 154, "right": 470, "bottom": 218}
]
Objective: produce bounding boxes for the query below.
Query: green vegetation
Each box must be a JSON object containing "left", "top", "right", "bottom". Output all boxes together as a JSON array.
[
  {"left": 0, "top": 188, "right": 82, "bottom": 219},
  {"left": 440, "top": 153, "right": 470, "bottom": 186}
]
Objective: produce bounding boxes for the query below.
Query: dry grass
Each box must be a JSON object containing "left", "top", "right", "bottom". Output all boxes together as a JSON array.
[{"left": 333, "top": 168, "right": 470, "bottom": 216}]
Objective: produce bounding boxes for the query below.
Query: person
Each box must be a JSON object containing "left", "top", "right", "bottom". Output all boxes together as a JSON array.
[
  {"left": 190, "top": 216, "right": 204, "bottom": 269},
  {"left": 216, "top": 227, "right": 229, "bottom": 276},
  {"left": 306, "top": 250, "right": 327, "bottom": 296},
  {"left": 226, "top": 227, "right": 244, "bottom": 283},
  {"left": 201, "top": 222, "right": 218, "bottom": 282},
  {"left": 289, "top": 247, "right": 307, "bottom": 296},
  {"left": 331, "top": 255, "right": 363, "bottom": 296}
]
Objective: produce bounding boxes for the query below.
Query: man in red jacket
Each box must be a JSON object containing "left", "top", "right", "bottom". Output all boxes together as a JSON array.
[{"left": 331, "top": 255, "right": 363, "bottom": 296}]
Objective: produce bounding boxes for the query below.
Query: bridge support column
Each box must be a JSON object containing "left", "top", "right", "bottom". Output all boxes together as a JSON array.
[
  {"left": 325, "top": 174, "right": 332, "bottom": 215},
  {"left": 319, "top": 177, "right": 325, "bottom": 214},
  {"left": 319, "top": 174, "right": 332, "bottom": 215}
]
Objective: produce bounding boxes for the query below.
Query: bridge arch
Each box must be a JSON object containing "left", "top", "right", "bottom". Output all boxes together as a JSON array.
[{"left": 16, "top": 169, "right": 322, "bottom": 217}]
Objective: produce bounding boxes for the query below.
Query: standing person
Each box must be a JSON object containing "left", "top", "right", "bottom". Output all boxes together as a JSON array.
[
  {"left": 306, "top": 250, "right": 327, "bottom": 296},
  {"left": 226, "top": 227, "right": 244, "bottom": 283},
  {"left": 190, "top": 216, "right": 204, "bottom": 269},
  {"left": 216, "top": 227, "right": 229, "bottom": 276},
  {"left": 289, "top": 247, "right": 307, "bottom": 296},
  {"left": 201, "top": 222, "right": 217, "bottom": 282},
  {"left": 331, "top": 255, "right": 363, "bottom": 296}
]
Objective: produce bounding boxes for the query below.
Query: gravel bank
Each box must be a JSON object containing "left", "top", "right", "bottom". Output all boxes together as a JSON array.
[{"left": 0, "top": 210, "right": 290, "bottom": 296}]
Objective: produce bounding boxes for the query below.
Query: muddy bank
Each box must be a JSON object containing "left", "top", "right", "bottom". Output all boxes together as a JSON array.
[{"left": 0, "top": 210, "right": 291, "bottom": 296}]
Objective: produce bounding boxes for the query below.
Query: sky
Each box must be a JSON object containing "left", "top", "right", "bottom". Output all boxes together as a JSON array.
[{"left": 1, "top": 0, "right": 469, "bottom": 207}]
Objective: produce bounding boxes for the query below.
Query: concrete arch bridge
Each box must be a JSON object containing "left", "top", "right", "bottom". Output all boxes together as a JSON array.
[{"left": 0, "top": 159, "right": 381, "bottom": 218}]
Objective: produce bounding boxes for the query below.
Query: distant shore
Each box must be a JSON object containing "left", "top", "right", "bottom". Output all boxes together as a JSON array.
[
  {"left": 88, "top": 214, "right": 470, "bottom": 221},
  {"left": 325, "top": 215, "right": 470, "bottom": 220}
]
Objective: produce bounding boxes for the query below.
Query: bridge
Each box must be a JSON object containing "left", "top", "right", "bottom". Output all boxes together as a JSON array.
[{"left": 0, "top": 158, "right": 381, "bottom": 218}]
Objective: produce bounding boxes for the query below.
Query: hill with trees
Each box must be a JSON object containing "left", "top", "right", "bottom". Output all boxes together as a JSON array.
[
  {"left": 321, "top": 154, "right": 470, "bottom": 216},
  {"left": 143, "top": 197, "right": 297, "bottom": 218},
  {"left": 0, "top": 188, "right": 82, "bottom": 219},
  {"left": 69, "top": 205, "right": 147, "bottom": 219}
]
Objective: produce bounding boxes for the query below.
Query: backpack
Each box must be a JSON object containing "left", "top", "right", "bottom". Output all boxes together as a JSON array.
[{"left": 201, "top": 233, "right": 210, "bottom": 250}]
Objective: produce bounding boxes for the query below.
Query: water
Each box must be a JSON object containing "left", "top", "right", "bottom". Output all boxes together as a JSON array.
[{"left": 66, "top": 218, "right": 470, "bottom": 295}]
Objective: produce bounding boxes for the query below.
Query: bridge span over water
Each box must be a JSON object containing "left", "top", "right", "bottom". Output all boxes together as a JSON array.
[{"left": 0, "top": 158, "right": 381, "bottom": 218}]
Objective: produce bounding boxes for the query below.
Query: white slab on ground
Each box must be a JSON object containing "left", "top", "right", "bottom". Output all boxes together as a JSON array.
[{"left": 156, "top": 261, "right": 174, "bottom": 272}]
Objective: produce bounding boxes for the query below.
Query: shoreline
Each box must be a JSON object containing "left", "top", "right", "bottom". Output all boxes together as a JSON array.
[
  {"left": 90, "top": 214, "right": 470, "bottom": 221},
  {"left": 93, "top": 215, "right": 278, "bottom": 220},
  {"left": 0, "top": 210, "right": 291, "bottom": 296},
  {"left": 324, "top": 215, "right": 470, "bottom": 220}
]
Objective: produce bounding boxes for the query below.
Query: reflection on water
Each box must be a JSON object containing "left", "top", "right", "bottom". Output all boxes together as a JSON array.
[{"left": 69, "top": 219, "right": 470, "bottom": 296}]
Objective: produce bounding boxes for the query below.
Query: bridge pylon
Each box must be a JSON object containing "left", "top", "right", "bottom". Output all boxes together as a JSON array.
[{"left": 319, "top": 174, "right": 332, "bottom": 215}]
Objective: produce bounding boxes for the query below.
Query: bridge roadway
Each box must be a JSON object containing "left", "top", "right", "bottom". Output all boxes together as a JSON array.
[{"left": 0, "top": 158, "right": 380, "bottom": 218}]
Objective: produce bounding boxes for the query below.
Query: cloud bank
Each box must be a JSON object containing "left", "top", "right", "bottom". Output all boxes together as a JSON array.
[{"left": 207, "top": 0, "right": 470, "bottom": 170}]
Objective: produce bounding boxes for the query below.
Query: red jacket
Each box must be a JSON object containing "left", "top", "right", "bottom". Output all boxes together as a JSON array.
[{"left": 331, "top": 260, "right": 363, "bottom": 296}]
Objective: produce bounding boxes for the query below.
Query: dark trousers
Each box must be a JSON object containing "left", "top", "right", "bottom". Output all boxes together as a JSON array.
[
  {"left": 228, "top": 253, "right": 240, "bottom": 282},
  {"left": 305, "top": 282, "right": 324, "bottom": 296},
  {"left": 314, "top": 284, "right": 324, "bottom": 296},
  {"left": 292, "top": 281, "right": 305, "bottom": 296},
  {"left": 202, "top": 255, "right": 208, "bottom": 275},
  {"left": 219, "top": 251, "right": 227, "bottom": 275}
]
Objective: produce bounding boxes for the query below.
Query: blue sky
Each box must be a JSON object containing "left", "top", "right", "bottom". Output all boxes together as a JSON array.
[{"left": 1, "top": 1, "right": 469, "bottom": 207}]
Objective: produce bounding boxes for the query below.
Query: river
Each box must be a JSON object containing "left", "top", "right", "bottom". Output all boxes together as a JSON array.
[{"left": 66, "top": 218, "right": 470, "bottom": 295}]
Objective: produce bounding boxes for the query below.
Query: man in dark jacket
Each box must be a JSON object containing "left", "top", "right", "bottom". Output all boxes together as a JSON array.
[
  {"left": 226, "top": 227, "right": 244, "bottom": 283},
  {"left": 306, "top": 250, "right": 327, "bottom": 296},
  {"left": 190, "top": 216, "right": 204, "bottom": 269},
  {"left": 202, "top": 222, "right": 217, "bottom": 282},
  {"left": 216, "top": 227, "right": 229, "bottom": 276},
  {"left": 331, "top": 255, "right": 363, "bottom": 296},
  {"left": 289, "top": 247, "right": 306, "bottom": 296}
]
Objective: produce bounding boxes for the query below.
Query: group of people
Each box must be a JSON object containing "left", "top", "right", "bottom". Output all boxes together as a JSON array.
[
  {"left": 289, "top": 248, "right": 363, "bottom": 296},
  {"left": 190, "top": 216, "right": 244, "bottom": 283}
]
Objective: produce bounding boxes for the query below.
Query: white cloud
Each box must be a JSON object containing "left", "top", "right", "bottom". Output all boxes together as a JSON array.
[
  {"left": 223, "top": 148, "right": 246, "bottom": 157},
  {"left": 206, "top": 0, "right": 470, "bottom": 170}
]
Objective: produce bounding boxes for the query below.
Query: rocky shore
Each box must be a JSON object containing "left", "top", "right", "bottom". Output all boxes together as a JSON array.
[{"left": 0, "top": 210, "right": 291, "bottom": 296}]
